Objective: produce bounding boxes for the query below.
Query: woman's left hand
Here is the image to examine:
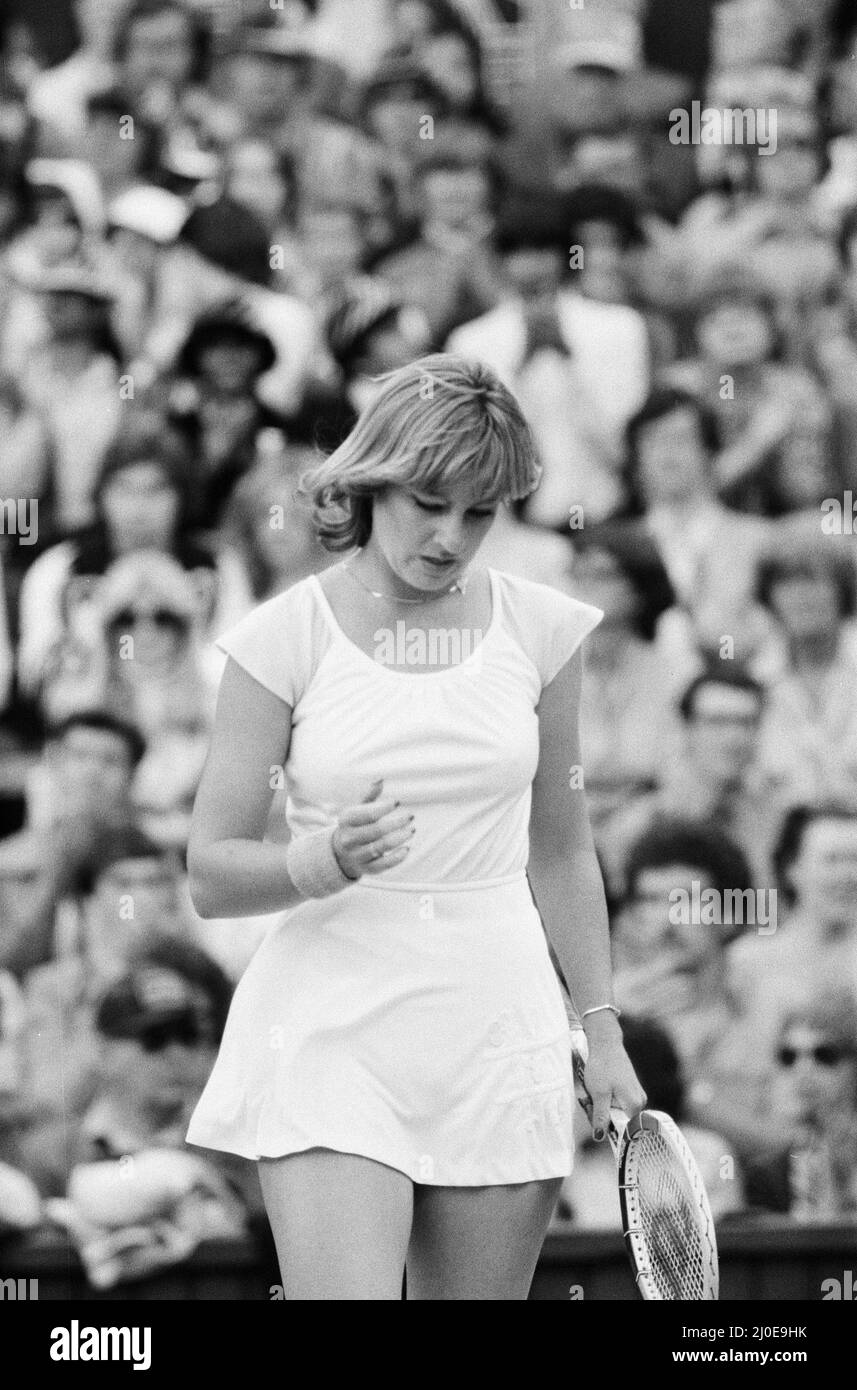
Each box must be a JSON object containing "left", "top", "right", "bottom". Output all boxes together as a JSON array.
[{"left": 579, "top": 1019, "right": 647, "bottom": 1142}]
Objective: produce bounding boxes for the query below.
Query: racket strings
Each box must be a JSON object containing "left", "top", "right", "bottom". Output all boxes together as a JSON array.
[{"left": 632, "top": 1134, "right": 707, "bottom": 1299}]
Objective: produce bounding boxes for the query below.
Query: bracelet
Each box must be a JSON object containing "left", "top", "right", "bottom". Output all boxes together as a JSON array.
[
  {"left": 286, "top": 827, "right": 355, "bottom": 898},
  {"left": 581, "top": 1004, "right": 621, "bottom": 1022}
]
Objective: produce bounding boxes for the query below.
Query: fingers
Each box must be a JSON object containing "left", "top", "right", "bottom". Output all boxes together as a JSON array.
[
  {"left": 584, "top": 1062, "right": 647, "bottom": 1142},
  {"left": 363, "top": 843, "right": 412, "bottom": 875},
  {"left": 342, "top": 809, "right": 414, "bottom": 846},
  {"left": 589, "top": 1088, "right": 612, "bottom": 1143},
  {"left": 344, "top": 798, "right": 400, "bottom": 828},
  {"left": 332, "top": 781, "right": 417, "bottom": 880}
]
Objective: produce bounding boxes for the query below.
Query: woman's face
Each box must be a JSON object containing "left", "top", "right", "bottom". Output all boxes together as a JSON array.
[
  {"left": 101, "top": 462, "right": 181, "bottom": 552},
  {"left": 697, "top": 300, "right": 773, "bottom": 367},
  {"left": 773, "top": 1024, "right": 857, "bottom": 1122},
  {"left": 790, "top": 816, "right": 857, "bottom": 920},
  {"left": 368, "top": 479, "right": 498, "bottom": 594}
]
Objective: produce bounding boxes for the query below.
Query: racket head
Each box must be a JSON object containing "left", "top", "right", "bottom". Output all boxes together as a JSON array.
[{"left": 618, "top": 1108, "right": 720, "bottom": 1300}]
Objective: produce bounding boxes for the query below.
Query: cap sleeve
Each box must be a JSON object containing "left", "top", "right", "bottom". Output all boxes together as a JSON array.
[
  {"left": 540, "top": 589, "right": 603, "bottom": 687},
  {"left": 214, "top": 579, "right": 323, "bottom": 709},
  {"left": 495, "top": 571, "right": 603, "bottom": 689}
]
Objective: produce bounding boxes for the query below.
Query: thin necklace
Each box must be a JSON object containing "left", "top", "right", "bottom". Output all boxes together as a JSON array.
[{"left": 343, "top": 556, "right": 467, "bottom": 604}]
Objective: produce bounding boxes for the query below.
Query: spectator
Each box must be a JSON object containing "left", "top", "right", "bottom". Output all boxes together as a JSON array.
[
  {"left": 728, "top": 802, "right": 857, "bottom": 1047},
  {"left": 78, "top": 937, "right": 234, "bottom": 1162},
  {"left": 589, "top": 387, "right": 778, "bottom": 665},
  {"left": 756, "top": 551, "right": 857, "bottom": 801},
  {"left": 18, "top": 828, "right": 187, "bottom": 1149},
  {"left": 8, "top": 262, "right": 122, "bottom": 537},
  {"left": 448, "top": 217, "right": 650, "bottom": 526},
  {"left": 600, "top": 669, "right": 789, "bottom": 892},
  {"left": 57, "top": 941, "right": 251, "bottom": 1285},
  {"left": 0, "top": 710, "right": 145, "bottom": 979},
  {"left": 223, "top": 137, "right": 296, "bottom": 248},
  {"left": 145, "top": 194, "right": 324, "bottom": 416},
  {"left": 39, "top": 551, "right": 218, "bottom": 847},
  {"left": 166, "top": 301, "right": 286, "bottom": 528},
  {"left": 16, "top": 422, "right": 252, "bottom": 700},
  {"left": 374, "top": 143, "right": 507, "bottom": 346},
  {"left": 610, "top": 815, "right": 764, "bottom": 1156},
  {"left": 665, "top": 275, "right": 828, "bottom": 510},
  {"left": 567, "top": 541, "right": 679, "bottom": 826},
  {"left": 323, "top": 280, "right": 431, "bottom": 415},
  {"left": 104, "top": 181, "right": 188, "bottom": 369},
  {"left": 743, "top": 987, "right": 857, "bottom": 1217}
]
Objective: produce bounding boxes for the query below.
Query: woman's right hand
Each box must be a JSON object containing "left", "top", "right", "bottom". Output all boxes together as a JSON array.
[{"left": 332, "top": 780, "right": 416, "bottom": 880}]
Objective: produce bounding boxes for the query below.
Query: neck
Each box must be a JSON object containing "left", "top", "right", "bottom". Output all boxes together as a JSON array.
[{"left": 351, "top": 546, "right": 463, "bottom": 603}]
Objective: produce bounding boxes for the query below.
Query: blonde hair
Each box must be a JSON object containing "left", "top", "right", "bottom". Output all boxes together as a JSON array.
[{"left": 300, "top": 354, "right": 541, "bottom": 551}]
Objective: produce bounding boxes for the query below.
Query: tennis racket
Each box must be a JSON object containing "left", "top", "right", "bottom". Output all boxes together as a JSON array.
[{"left": 572, "top": 1036, "right": 719, "bottom": 1300}]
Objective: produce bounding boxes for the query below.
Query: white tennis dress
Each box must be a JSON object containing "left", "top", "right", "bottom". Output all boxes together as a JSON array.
[{"left": 186, "top": 568, "right": 602, "bottom": 1186}]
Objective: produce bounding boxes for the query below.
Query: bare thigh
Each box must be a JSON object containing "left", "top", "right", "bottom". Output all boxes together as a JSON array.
[
  {"left": 406, "top": 1177, "right": 562, "bottom": 1300},
  {"left": 259, "top": 1149, "right": 414, "bottom": 1300}
]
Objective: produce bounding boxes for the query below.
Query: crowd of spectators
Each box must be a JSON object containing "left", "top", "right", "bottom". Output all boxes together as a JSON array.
[{"left": 1, "top": 0, "right": 856, "bottom": 1281}]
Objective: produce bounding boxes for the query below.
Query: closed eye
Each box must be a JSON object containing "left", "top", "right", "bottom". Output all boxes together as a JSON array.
[{"left": 411, "top": 495, "right": 497, "bottom": 520}]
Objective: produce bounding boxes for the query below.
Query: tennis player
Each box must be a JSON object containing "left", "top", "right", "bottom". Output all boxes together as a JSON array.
[{"left": 186, "top": 354, "right": 646, "bottom": 1299}]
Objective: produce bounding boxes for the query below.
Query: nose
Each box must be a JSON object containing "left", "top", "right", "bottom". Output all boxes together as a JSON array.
[{"left": 432, "top": 514, "right": 466, "bottom": 557}]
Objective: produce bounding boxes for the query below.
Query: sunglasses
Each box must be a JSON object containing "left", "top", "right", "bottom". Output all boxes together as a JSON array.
[
  {"left": 776, "top": 1044, "right": 851, "bottom": 1068},
  {"left": 111, "top": 608, "right": 187, "bottom": 630},
  {"left": 138, "top": 1016, "right": 202, "bottom": 1052}
]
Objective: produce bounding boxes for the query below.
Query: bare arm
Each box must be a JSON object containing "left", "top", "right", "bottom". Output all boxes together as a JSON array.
[
  {"left": 187, "top": 659, "right": 302, "bottom": 920},
  {"left": 528, "top": 649, "right": 646, "bottom": 1131}
]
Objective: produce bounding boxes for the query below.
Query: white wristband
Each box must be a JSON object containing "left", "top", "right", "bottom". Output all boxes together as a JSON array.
[{"left": 286, "top": 827, "right": 356, "bottom": 898}]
